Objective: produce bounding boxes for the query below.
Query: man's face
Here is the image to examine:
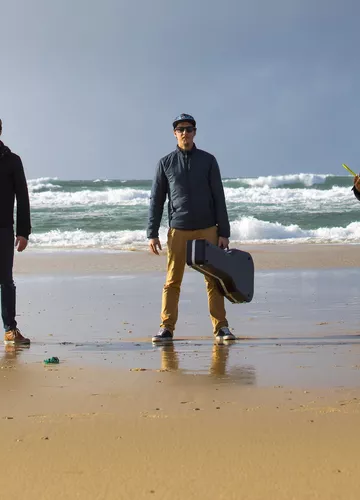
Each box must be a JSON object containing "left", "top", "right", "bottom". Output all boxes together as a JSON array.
[{"left": 173, "top": 121, "right": 196, "bottom": 150}]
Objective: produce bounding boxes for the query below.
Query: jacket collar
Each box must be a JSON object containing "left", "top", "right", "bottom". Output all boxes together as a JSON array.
[{"left": 177, "top": 144, "right": 197, "bottom": 156}]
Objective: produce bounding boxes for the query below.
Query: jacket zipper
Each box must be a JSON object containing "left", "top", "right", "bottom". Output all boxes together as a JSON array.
[{"left": 184, "top": 152, "right": 193, "bottom": 226}]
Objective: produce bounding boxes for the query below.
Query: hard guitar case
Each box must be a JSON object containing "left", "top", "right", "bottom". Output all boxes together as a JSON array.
[{"left": 186, "top": 239, "right": 254, "bottom": 304}]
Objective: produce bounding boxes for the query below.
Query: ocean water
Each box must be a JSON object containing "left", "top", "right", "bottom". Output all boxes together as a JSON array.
[{"left": 27, "top": 174, "right": 360, "bottom": 250}]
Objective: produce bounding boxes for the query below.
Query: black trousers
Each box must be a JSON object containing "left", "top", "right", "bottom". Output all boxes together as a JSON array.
[{"left": 0, "top": 229, "right": 17, "bottom": 331}]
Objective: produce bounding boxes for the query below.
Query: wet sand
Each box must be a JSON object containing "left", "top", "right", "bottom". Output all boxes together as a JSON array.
[
  {"left": 13, "top": 242, "right": 360, "bottom": 275},
  {"left": 1, "top": 244, "right": 360, "bottom": 499},
  {"left": 1, "top": 359, "right": 360, "bottom": 499}
]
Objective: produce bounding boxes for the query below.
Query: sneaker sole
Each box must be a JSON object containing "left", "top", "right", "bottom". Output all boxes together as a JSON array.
[{"left": 215, "top": 337, "right": 236, "bottom": 344}]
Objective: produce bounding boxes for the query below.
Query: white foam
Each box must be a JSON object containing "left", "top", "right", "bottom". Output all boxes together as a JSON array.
[
  {"left": 28, "top": 217, "right": 360, "bottom": 250},
  {"left": 223, "top": 185, "right": 355, "bottom": 212},
  {"left": 28, "top": 182, "right": 354, "bottom": 212},
  {"left": 30, "top": 226, "right": 168, "bottom": 249},
  {"left": 28, "top": 177, "right": 61, "bottom": 192},
  {"left": 230, "top": 217, "right": 360, "bottom": 243},
  {"left": 29, "top": 187, "right": 151, "bottom": 208},
  {"left": 28, "top": 177, "right": 59, "bottom": 183},
  {"left": 226, "top": 173, "right": 331, "bottom": 188}
]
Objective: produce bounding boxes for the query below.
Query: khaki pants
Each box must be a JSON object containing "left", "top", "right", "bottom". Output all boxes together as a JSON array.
[{"left": 160, "top": 226, "right": 228, "bottom": 335}]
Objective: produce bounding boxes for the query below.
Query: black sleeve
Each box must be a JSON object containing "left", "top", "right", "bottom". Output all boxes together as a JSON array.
[
  {"left": 352, "top": 186, "right": 360, "bottom": 201},
  {"left": 209, "top": 156, "right": 230, "bottom": 238},
  {"left": 147, "top": 160, "right": 168, "bottom": 239},
  {"left": 13, "top": 156, "right": 31, "bottom": 238}
]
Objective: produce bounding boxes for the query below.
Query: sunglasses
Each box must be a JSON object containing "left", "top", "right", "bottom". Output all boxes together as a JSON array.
[{"left": 175, "top": 126, "right": 196, "bottom": 133}]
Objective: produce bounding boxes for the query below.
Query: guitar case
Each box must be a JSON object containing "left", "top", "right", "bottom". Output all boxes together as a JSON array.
[{"left": 186, "top": 239, "right": 254, "bottom": 304}]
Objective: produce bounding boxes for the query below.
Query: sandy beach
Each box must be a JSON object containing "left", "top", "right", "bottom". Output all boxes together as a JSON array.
[
  {"left": 13, "top": 243, "right": 360, "bottom": 275},
  {"left": 2, "top": 244, "right": 360, "bottom": 499}
]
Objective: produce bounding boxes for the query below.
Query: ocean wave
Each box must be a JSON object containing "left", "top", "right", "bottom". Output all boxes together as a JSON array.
[
  {"left": 225, "top": 173, "right": 332, "bottom": 188},
  {"left": 28, "top": 217, "right": 360, "bottom": 249},
  {"left": 230, "top": 217, "right": 360, "bottom": 243},
  {"left": 30, "top": 227, "right": 167, "bottom": 250},
  {"left": 28, "top": 183, "right": 355, "bottom": 210},
  {"left": 28, "top": 177, "right": 61, "bottom": 192},
  {"left": 30, "top": 187, "right": 150, "bottom": 208},
  {"left": 224, "top": 185, "right": 355, "bottom": 212},
  {"left": 246, "top": 173, "right": 330, "bottom": 188},
  {"left": 28, "top": 177, "right": 59, "bottom": 183}
]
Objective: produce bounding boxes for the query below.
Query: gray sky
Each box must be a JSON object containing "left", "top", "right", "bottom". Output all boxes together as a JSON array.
[{"left": 1, "top": 0, "right": 359, "bottom": 180}]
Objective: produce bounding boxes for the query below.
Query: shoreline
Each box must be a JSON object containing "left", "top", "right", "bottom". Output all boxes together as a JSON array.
[{"left": 14, "top": 243, "right": 360, "bottom": 275}]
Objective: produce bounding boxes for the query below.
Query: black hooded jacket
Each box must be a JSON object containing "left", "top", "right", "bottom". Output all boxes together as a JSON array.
[
  {"left": 0, "top": 141, "right": 31, "bottom": 238},
  {"left": 353, "top": 186, "right": 360, "bottom": 201}
]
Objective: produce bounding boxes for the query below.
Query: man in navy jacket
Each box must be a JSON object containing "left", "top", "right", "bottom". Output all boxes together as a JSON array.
[{"left": 147, "top": 114, "right": 235, "bottom": 344}]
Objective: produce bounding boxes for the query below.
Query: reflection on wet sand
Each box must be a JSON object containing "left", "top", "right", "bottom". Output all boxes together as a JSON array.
[
  {"left": 159, "top": 343, "right": 256, "bottom": 385},
  {"left": 0, "top": 344, "right": 30, "bottom": 364},
  {"left": 160, "top": 343, "right": 179, "bottom": 372},
  {"left": 0, "top": 345, "right": 32, "bottom": 393}
]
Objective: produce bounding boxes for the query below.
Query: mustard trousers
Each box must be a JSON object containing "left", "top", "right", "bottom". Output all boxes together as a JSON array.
[{"left": 160, "top": 226, "right": 228, "bottom": 335}]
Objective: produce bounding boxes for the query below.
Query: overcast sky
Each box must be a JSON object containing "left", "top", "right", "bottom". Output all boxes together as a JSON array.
[{"left": 1, "top": 0, "right": 359, "bottom": 180}]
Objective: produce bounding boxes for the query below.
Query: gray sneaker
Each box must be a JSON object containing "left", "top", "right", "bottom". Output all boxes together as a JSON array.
[
  {"left": 152, "top": 328, "right": 173, "bottom": 343},
  {"left": 215, "top": 327, "right": 236, "bottom": 343}
]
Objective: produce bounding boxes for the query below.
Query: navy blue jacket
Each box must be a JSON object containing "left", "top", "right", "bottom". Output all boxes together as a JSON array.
[
  {"left": 147, "top": 145, "right": 230, "bottom": 239},
  {"left": 0, "top": 141, "right": 31, "bottom": 238}
]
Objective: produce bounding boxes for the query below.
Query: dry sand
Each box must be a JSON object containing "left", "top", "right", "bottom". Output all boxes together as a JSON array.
[{"left": 1, "top": 243, "right": 360, "bottom": 499}]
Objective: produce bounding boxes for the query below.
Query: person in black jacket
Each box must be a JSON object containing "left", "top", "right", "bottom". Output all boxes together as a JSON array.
[
  {"left": 148, "top": 114, "right": 235, "bottom": 344},
  {"left": 0, "top": 119, "right": 31, "bottom": 345}
]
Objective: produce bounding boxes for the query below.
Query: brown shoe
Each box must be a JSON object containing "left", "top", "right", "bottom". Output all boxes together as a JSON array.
[{"left": 4, "top": 329, "right": 30, "bottom": 345}]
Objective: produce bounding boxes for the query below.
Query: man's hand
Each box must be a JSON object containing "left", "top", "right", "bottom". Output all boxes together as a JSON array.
[
  {"left": 218, "top": 237, "right": 229, "bottom": 250},
  {"left": 354, "top": 175, "right": 360, "bottom": 192},
  {"left": 149, "top": 238, "right": 162, "bottom": 255},
  {"left": 15, "top": 236, "right": 28, "bottom": 252}
]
